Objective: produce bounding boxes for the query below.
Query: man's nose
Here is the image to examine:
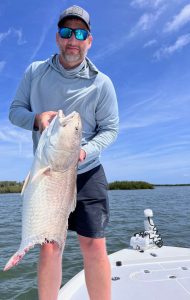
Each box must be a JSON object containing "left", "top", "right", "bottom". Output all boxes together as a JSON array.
[{"left": 69, "top": 32, "right": 77, "bottom": 42}]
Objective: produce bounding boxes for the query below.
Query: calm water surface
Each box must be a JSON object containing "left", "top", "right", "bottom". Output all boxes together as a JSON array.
[{"left": 0, "top": 187, "right": 190, "bottom": 299}]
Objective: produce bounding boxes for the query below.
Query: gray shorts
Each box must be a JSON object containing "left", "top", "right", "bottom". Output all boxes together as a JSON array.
[{"left": 68, "top": 165, "right": 109, "bottom": 238}]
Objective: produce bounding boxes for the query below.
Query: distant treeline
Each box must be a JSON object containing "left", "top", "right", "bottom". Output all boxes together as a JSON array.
[
  {"left": 0, "top": 181, "right": 23, "bottom": 193},
  {"left": 108, "top": 181, "right": 154, "bottom": 190},
  {"left": 154, "top": 184, "right": 190, "bottom": 187},
  {"left": 0, "top": 181, "right": 190, "bottom": 194}
]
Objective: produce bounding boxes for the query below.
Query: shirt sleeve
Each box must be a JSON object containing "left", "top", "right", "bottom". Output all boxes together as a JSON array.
[
  {"left": 81, "top": 76, "right": 119, "bottom": 162},
  {"left": 9, "top": 64, "right": 37, "bottom": 131}
]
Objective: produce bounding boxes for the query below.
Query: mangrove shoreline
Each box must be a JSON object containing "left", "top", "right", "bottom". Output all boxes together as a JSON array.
[{"left": 0, "top": 181, "right": 190, "bottom": 194}]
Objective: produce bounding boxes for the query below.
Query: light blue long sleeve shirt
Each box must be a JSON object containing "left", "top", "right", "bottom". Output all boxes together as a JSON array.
[{"left": 9, "top": 54, "right": 119, "bottom": 174}]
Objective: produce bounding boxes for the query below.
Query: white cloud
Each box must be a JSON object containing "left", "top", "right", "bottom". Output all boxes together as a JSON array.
[
  {"left": 131, "top": 0, "right": 164, "bottom": 8},
  {"left": 93, "top": 39, "right": 127, "bottom": 62},
  {"left": 0, "top": 28, "right": 26, "bottom": 45},
  {"left": 92, "top": 6, "right": 163, "bottom": 60},
  {"left": 29, "top": 27, "right": 49, "bottom": 61},
  {"left": 13, "top": 28, "right": 26, "bottom": 45},
  {"left": 120, "top": 111, "right": 179, "bottom": 130},
  {"left": 154, "top": 33, "right": 190, "bottom": 60},
  {"left": 0, "top": 127, "right": 30, "bottom": 143},
  {"left": 129, "top": 13, "right": 156, "bottom": 36},
  {"left": 164, "top": 4, "right": 190, "bottom": 32},
  {"left": 0, "top": 60, "right": 6, "bottom": 73},
  {"left": 129, "top": 8, "right": 164, "bottom": 36},
  {"left": 0, "top": 121, "right": 32, "bottom": 158},
  {"left": 103, "top": 141, "right": 190, "bottom": 183},
  {"left": 143, "top": 39, "right": 157, "bottom": 48},
  {"left": 137, "top": 13, "right": 157, "bottom": 30},
  {"left": 0, "top": 31, "right": 9, "bottom": 43},
  {"left": 0, "top": 121, "right": 31, "bottom": 144},
  {"left": 93, "top": 10, "right": 160, "bottom": 61},
  {"left": 119, "top": 91, "right": 190, "bottom": 130},
  {"left": 29, "top": 15, "right": 56, "bottom": 61}
]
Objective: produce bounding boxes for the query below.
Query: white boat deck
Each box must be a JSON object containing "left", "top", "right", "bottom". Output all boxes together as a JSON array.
[{"left": 58, "top": 246, "right": 190, "bottom": 300}]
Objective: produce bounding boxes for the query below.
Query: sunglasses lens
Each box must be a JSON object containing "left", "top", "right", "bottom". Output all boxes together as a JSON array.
[
  {"left": 75, "top": 29, "right": 89, "bottom": 40},
  {"left": 59, "top": 28, "right": 72, "bottom": 39}
]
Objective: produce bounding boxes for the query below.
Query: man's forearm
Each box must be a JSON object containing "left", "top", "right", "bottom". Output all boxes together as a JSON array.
[{"left": 81, "top": 128, "right": 118, "bottom": 162}]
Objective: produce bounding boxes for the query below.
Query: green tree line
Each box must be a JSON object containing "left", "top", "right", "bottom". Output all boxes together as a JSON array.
[
  {"left": 0, "top": 181, "right": 189, "bottom": 193},
  {"left": 0, "top": 180, "right": 154, "bottom": 193},
  {"left": 108, "top": 181, "right": 154, "bottom": 190},
  {"left": 0, "top": 181, "right": 23, "bottom": 193}
]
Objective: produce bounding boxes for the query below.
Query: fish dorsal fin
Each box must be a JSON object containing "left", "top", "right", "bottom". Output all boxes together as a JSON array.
[
  {"left": 46, "top": 115, "right": 57, "bottom": 137},
  {"left": 36, "top": 115, "right": 58, "bottom": 160},
  {"left": 31, "top": 166, "right": 51, "bottom": 183},
  {"left": 21, "top": 172, "right": 31, "bottom": 195},
  {"left": 36, "top": 129, "right": 48, "bottom": 160}
]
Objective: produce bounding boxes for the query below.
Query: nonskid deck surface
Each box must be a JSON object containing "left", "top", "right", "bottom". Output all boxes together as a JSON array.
[{"left": 58, "top": 246, "right": 190, "bottom": 300}]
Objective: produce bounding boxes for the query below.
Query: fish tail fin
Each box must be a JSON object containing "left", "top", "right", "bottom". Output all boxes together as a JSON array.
[{"left": 3, "top": 246, "right": 30, "bottom": 271}]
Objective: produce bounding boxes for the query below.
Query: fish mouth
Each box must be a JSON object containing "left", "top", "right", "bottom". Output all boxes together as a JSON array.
[
  {"left": 59, "top": 111, "right": 81, "bottom": 127},
  {"left": 75, "top": 115, "right": 82, "bottom": 132},
  {"left": 58, "top": 110, "right": 65, "bottom": 118},
  {"left": 75, "top": 121, "right": 80, "bottom": 131}
]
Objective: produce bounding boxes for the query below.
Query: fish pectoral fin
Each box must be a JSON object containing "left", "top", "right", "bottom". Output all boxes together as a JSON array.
[
  {"left": 31, "top": 166, "right": 51, "bottom": 183},
  {"left": 70, "top": 185, "right": 77, "bottom": 212},
  {"left": 21, "top": 172, "right": 31, "bottom": 195}
]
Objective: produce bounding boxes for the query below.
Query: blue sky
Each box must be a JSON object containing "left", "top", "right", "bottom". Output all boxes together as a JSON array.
[{"left": 0, "top": 0, "right": 190, "bottom": 184}]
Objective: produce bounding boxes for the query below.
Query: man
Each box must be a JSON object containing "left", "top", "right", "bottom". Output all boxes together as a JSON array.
[{"left": 9, "top": 5, "right": 119, "bottom": 300}]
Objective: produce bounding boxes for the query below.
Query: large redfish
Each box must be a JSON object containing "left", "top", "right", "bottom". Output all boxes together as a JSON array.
[{"left": 4, "top": 110, "right": 82, "bottom": 271}]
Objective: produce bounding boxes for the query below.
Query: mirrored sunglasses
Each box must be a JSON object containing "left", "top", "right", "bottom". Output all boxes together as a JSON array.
[{"left": 59, "top": 27, "right": 90, "bottom": 41}]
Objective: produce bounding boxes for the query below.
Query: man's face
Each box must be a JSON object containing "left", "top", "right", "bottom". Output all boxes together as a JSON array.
[{"left": 56, "top": 18, "right": 92, "bottom": 69}]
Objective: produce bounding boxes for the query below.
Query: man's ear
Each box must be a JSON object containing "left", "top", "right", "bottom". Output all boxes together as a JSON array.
[
  {"left": 88, "top": 34, "right": 93, "bottom": 49},
  {"left": 56, "top": 32, "right": 60, "bottom": 46}
]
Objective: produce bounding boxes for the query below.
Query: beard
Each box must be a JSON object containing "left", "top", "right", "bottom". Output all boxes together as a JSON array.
[
  {"left": 60, "top": 46, "right": 88, "bottom": 64},
  {"left": 63, "top": 53, "right": 81, "bottom": 63}
]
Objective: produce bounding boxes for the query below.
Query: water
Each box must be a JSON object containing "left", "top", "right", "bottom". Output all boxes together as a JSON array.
[{"left": 0, "top": 187, "right": 190, "bottom": 299}]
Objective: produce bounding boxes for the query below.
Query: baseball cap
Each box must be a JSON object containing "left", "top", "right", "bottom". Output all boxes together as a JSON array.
[{"left": 58, "top": 5, "right": 91, "bottom": 31}]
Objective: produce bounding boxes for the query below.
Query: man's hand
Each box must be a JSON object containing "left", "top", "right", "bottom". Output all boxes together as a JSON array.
[
  {"left": 34, "top": 111, "right": 57, "bottom": 133},
  {"left": 78, "top": 149, "right": 86, "bottom": 162}
]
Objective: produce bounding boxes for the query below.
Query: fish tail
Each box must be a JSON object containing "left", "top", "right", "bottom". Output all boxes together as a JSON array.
[{"left": 3, "top": 246, "right": 30, "bottom": 271}]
